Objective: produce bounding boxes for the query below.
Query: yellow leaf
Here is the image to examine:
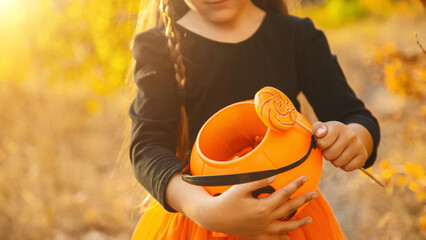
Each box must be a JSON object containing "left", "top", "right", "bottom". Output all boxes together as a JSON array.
[
  {"left": 404, "top": 163, "right": 425, "bottom": 179},
  {"left": 85, "top": 99, "right": 99, "bottom": 114},
  {"left": 90, "top": 78, "right": 110, "bottom": 96},
  {"left": 409, "top": 181, "right": 419, "bottom": 192},
  {"left": 421, "top": 214, "right": 426, "bottom": 233},
  {"left": 396, "top": 176, "right": 408, "bottom": 186},
  {"left": 380, "top": 159, "right": 390, "bottom": 170},
  {"left": 417, "top": 191, "right": 425, "bottom": 202},
  {"left": 382, "top": 169, "right": 393, "bottom": 180}
]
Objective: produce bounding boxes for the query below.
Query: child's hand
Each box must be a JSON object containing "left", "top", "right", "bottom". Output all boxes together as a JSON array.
[
  {"left": 312, "top": 121, "right": 371, "bottom": 171},
  {"left": 199, "top": 176, "right": 317, "bottom": 240}
]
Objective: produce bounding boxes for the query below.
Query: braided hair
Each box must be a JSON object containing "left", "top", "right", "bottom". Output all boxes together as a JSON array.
[{"left": 158, "top": 0, "right": 289, "bottom": 162}]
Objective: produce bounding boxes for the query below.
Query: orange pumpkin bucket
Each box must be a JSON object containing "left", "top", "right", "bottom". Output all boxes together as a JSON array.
[
  {"left": 131, "top": 87, "right": 349, "bottom": 240},
  {"left": 182, "top": 91, "right": 322, "bottom": 215}
]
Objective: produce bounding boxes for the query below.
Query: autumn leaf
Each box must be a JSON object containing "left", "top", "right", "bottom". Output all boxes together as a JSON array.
[{"left": 405, "top": 163, "right": 426, "bottom": 179}]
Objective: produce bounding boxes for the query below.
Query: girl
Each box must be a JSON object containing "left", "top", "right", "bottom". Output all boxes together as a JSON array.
[{"left": 129, "top": 0, "right": 380, "bottom": 239}]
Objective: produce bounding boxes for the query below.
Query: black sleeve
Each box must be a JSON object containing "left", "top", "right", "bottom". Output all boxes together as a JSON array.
[
  {"left": 129, "top": 28, "right": 185, "bottom": 212},
  {"left": 296, "top": 18, "right": 380, "bottom": 168}
]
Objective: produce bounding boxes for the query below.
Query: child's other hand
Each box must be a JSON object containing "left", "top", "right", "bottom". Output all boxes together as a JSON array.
[
  {"left": 199, "top": 176, "right": 317, "bottom": 240},
  {"left": 312, "top": 121, "right": 369, "bottom": 171}
]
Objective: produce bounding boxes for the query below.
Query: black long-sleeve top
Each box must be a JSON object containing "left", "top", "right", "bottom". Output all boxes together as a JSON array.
[{"left": 129, "top": 12, "right": 380, "bottom": 212}]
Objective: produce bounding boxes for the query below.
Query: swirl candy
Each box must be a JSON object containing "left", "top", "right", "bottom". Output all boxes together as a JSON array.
[
  {"left": 254, "top": 87, "right": 298, "bottom": 131},
  {"left": 255, "top": 86, "right": 312, "bottom": 134}
]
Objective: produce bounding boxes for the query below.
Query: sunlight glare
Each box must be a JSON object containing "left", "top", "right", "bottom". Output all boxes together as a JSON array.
[
  {"left": 0, "top": 0, "right": 22, "bottom": 18},
  {"left": 0, "top": 0, "right": 26, "bottom": 28}
]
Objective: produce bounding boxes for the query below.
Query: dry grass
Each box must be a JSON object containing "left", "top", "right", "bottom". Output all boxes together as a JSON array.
[{"left": 0, "top": 81, "right": 143, "bottom": 239}]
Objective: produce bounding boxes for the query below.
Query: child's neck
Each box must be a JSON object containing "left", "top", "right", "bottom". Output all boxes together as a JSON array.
[{"left": 176, "top": 2, "right": 266, "bottom": 44}]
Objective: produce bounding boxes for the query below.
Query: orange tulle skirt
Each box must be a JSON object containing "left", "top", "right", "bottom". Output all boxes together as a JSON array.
[{"left": 132, "top": 190, "right": 347, "bottom": 240}]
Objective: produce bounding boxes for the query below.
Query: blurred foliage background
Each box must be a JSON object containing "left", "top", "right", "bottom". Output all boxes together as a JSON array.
[{"left": 0, "top": 0, "right": 425, "bottom": 239}]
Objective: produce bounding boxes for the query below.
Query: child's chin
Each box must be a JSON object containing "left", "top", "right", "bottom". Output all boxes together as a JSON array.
[{"left": 202, "top": 8, "right": 241, "bottom": 24}]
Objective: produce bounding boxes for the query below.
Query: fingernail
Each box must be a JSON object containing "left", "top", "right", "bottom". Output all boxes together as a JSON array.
[
  {"left": 311, "top": 192, "right": 319, "bottom": 199},
  {"left": 302, "top": 176, "right": 308, "bottom": 184},
  {"left": 316, "top": 127, "right": 326, "bottom": 136},
  {"left": 268, "top": 175, "right": 276, "bottom": 182},
  {"left": 307, "top": 218, "right": 313, "bottom": 224}
]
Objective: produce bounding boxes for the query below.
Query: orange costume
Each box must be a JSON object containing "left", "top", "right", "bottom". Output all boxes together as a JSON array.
[{"left": 133, "top": 191, "right": 346, "bottom": 240}]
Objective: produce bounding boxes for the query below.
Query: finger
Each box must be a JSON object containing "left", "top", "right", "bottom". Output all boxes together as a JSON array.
[
  {"left": 341, "top": 153, "right": 367, "bottom": 172},
  {"left": 321, "top": 135, "right": 349, "bottom": 161},
  {"left": 312, "top": 121, "right": 327, "bottom": 138},
  {"left": 231, "top": 175, "right": 276, "bottom": 197},
  {"left": 329, "top": 148, "right": 355, "bottom": 168},
  {"left": 263, "top": 176, "right": 308, "bottom": 209},
  {"left": 271, "top": 191, "right": 318, "bottom": 220},
  {"left": 315, "top": 123, "right": 340, "bottom": 151},
  {"left": 266, "top": 216, "right": 313, "bottom": 234},
  {"left": 330, "top": 138, "right": 367, "bottom": 168}
]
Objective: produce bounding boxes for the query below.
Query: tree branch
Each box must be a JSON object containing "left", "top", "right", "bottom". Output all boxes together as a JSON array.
[{"left": 415, "top": 33, "right": 426, "bottom": 55}]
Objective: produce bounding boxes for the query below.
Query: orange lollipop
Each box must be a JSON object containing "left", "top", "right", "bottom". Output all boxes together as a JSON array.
[
  {"left": 255, "top": 86, "right": 384, "bottom": 187},
  {"left": 254, "top": 86, "right": 312, "bottom": 133}
]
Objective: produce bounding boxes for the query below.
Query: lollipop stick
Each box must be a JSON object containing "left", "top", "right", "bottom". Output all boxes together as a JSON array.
[
  {"left": 359, "top": 168, "right": 384, "bottom": 187},
  {"left": 295, "top": 119, "right": 314, "bottom": 134},
  {"left": 295, "top": 119, "right": 384, "bottom": 187}
]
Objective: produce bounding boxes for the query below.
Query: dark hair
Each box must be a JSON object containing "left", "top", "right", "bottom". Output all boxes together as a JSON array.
[{"left": 160, "top": 0, "right": 288, "bottom": 162}]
